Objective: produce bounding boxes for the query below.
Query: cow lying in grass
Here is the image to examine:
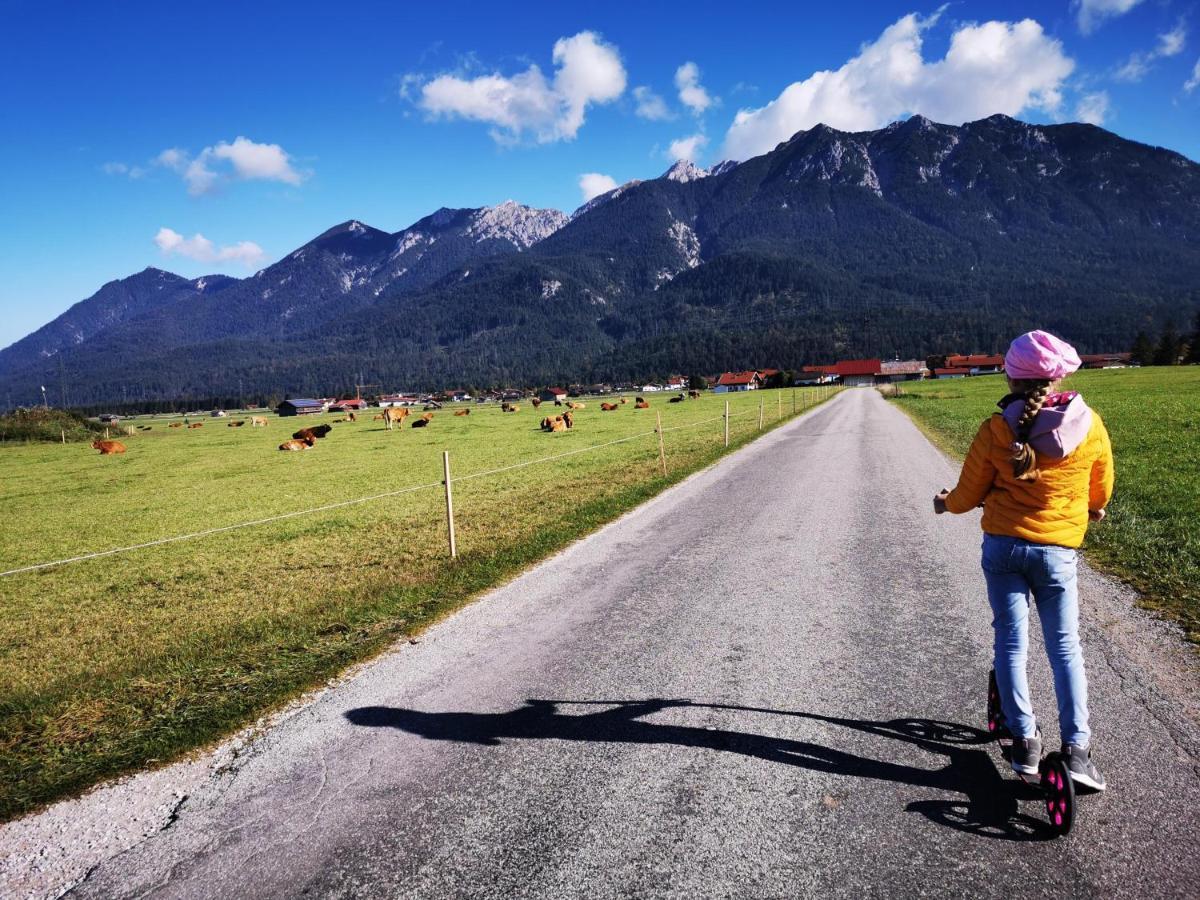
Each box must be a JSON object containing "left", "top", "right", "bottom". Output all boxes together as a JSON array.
[
  {"left": 92, "top": 440, "right": 126, "bottom": 455},
  {"left": 188, "top": 422, "right": 203, "bottom": 429},
  {"left": 169, "top": 422, "right": 183, "bottom": 428},
  {"left": 619, "top": 397, "right": 628, "bottom": 404},
  {"left": 600, "top": 402, "right": 619, "bottom": 411},
  {"left": 669, "top": 394, "right": 684, "bottom": 403},
  {"left": 411, "top": 412, "right": 435, "bottom": 428},
  {"left": 293, "top": 424, "right": 332, "bottom": 442},
  {"left": 502, "top": 404, "right": 520, "bottom": 413},
  {"left": 566, "top": 402, "right": 586, "bottom": 410},
  {"left": 635, "top": 397, "right": 650, "bottom": 409},
  {"left": 228, "top": 420, "right": 246, "bottom": 427},
  {"left": 688, "top": 390, "right": 700, "bottom": 399},
  {"left": 278, "top": 436, "right": 315, "bottom": 451},
  {"left": 540, "top": 410, "right": 574, "bottom": 432},
  {"left": 454, "top": 408, "right": 470, "bottom": 416}
]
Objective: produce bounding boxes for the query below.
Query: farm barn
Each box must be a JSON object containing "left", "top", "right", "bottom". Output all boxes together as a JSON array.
[
  {"left": 539, "top": 387, "right": 568, "bottom": 403},
  {"left": 276, "top": 399, "right": 324, "bottom": 417},
  {"left": 832, "top": 359, "right": 883, "bottom": 387},
  {"left": 328, "top": 399, "right": 368, "bottom": 412},
  {"left": 878, "top": 360, "right": 929, "bottom": 383}
]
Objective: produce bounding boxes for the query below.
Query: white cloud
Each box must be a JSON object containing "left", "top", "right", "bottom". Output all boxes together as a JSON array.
[
  {"left": 1075, "top": 0, "right": 1145, "bottom": 35},
  {"left": 1075, "top": 91, "right": 1111, "bottom": 125},
  {"left": 1158, "top": 24, "right": 1187, "bottom": 57},
  {"left": 721, "top": 14, "right": 1074, "bottom": 161},
  {"left": 578, "top": 172, "right": 618, "bottom": 202},
  {"left": 154, "top": 138, "right": 306, "bottom": 196},
  {"left": 667, "top": 133, "right": 708, "bottom": 162},
  {"left": 1115, "top": 24, "right": 1187, "bottom": 82},
  {"left": 633, "top": 85, "right": 672, "bottom": 120},
  {"left": 154, "top": 228, "right": 264, "bottom": 269},
  {"left": 1186, "top": 58, "right": 1200, "bottom": 92},
  {"left": 416, "top": 31, "right": 626, "bottom": 144},
  {"left": 101, "top": 161, "right": 145, "bottom": 179},
  {"left": 675, "top": 61, "right": 713, "bottom": 115}
]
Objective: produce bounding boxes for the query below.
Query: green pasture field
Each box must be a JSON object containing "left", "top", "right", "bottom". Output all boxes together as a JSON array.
[
  {"left": 886, "top": 367, "right": 1200, "bottom": 644},
  {"left": 0, "top": 387, "right": 836, "bottom": 819}
]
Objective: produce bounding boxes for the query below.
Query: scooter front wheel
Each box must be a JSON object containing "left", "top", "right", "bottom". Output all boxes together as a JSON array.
[{"left": 1040, "top": 752, "right": 1075, "bottom": 836}]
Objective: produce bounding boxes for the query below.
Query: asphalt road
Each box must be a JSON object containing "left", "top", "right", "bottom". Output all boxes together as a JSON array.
[{"left": 24, "top": 388, "right": 1200, "bottom": 897}]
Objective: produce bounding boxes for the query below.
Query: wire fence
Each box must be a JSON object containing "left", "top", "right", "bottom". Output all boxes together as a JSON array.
[{"left": 0, "top": 386, "right": 842, "bottom": 577}]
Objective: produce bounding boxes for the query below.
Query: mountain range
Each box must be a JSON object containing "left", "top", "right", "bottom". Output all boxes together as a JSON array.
[{"left": 3, "top": 114, "right": 1198, "bottom": 408}]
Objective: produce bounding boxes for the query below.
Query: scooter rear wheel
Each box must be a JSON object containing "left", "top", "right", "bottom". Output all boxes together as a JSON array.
[{"left": 1040, "top": 752, "right": 1075, "bottom": 836}]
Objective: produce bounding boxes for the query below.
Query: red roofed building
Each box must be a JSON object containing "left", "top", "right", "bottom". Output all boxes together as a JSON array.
[
  {"left": 714, "top": 371, "right": 763, "bottom": 392},
  {"left": 833, "top": 358, "right": 882, "bottom": 386},
  {"left": 946, "top": 354, "right": 1005, "bottom": 374}
]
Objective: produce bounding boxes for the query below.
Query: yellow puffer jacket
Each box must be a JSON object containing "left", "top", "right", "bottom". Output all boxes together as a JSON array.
[{"left": 945, "top": 411, "right": 1114, "bottom": 548}]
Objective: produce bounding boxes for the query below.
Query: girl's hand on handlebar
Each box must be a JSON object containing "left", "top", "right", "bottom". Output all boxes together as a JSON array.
[
  {"left": 1088, "top": 508, "right": 1107, "bottom": 522},
  {"left": 933, "top": 490, "right": 950, "bottom": 515}
]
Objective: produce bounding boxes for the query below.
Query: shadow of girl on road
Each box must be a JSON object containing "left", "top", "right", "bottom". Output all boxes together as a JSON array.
[{"left": 345, "top": 698, "right": 1054, "bottom": 841}]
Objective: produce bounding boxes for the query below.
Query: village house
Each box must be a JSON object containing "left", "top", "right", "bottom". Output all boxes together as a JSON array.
[
  {"left": 1080, "top": 352, "right": 1133, "bottom": 369},
  {"left": 946, "top": 354, "right": 1005, "bottom": 375},
  {"left": 713, "top": 371, "right": 763, "bottom": 393},
  {"left": 933, "top": 367, "right": 971, "bottom": 379},
  {"left": 328, "top": 398, "right": 368, "bottom": 412},
  {"left": 539, "top": 387, "right": 568, "bottom": 403}
]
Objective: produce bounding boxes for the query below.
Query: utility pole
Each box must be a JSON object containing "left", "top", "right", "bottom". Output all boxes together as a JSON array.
[{"left": 40, "top": 385, "right": 48, "bottom": 408}]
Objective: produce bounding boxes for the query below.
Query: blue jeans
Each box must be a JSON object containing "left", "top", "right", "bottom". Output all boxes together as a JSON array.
[{"left": 981, "top": 534, "right": 1090, "bottom": 747}]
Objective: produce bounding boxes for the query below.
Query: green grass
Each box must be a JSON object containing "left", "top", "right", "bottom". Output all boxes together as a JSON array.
[
  {"left": 0, "top": 388, "right": 836, "bottom": 819},
  {"left": 886, "top": 368, "right": 1200, "bottom": 643}
]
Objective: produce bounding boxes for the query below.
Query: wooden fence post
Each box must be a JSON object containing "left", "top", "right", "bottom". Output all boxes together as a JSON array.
[
  {"left": 656, "top": 411, "right": 667, "bottom": 476},
  {"left": 792, "top": 389, "right": 796, "bottom": 415},
  {"left": 724, "top": 400, "right": 730, "bottom": 448},
  {"left": 61, "top": 429, "right": 66, "bottom": 445},
  {"left": 442, "top": 450, "right": 457, "bottom": 559},
  {"left": 758, "top": 396, "right": 764, "bottom": 430},
  {"left": 777, "top": 391, "right": 782, "bottom": 420}
]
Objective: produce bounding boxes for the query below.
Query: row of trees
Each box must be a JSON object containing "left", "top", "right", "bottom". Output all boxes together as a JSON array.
[{"left": 1130, "top": 312, "right": 1200, "bottom": 366}]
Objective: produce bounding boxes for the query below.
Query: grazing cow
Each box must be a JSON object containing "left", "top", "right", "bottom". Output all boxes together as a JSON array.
[
  {"left": 635, "top": 397, "right": 650, "bottom": 409},
  {"left": 531, "top": 397, "right": 542, "bottom": 408},
  {"left": 454, "top": 408, "right": 470, "bottom": 416},
  {"left": 348, "top": 412, "right": 357, "bottom": 422},
  {"left": 688, "top": 390, "right": 700, "bottom": 399},
  {"left": 563, "top": 410, "right": 574, "bottom": 429},
  {"left": 382, "top": 407, "right": 409, "bottom": 430},
  {"left": 554, "top": 399, "right": 563, "bottom": 407},
  {"left": 600, "top": 402, "right": 619, "bottom": 411},
  {"left": 278, "top": 437, "right": 315, "bottom": 451},
  {"left": 619, "top": 397, "right": 628, "bottom": 404},
  {"left": 169, "top": 422, "right": 183, "bottom": 428},
  {"left": 293, "top": 424, "right": 332, "bottom": 441},
  {"left": 188, "top": 422, "right": 203, "bottom": 429},
  {"left": 250, "top": 416, "right": 267, "bottom": 427},
  {"left": 92, "top": 440, "right": 127, "bottom": 455}
]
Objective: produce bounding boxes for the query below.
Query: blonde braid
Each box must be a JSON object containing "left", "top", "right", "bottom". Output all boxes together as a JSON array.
[{"left": 1010, "top": 380, "right": 1052, "bottom": 481}]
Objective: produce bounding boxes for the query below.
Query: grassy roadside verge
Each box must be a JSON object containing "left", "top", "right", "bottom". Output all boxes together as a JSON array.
[
  {"left": 883, "top": 368, "right": 1199, "bottom": 644},
  {"left": 0, "top": 388, "right": 839, "bottom": 820}
]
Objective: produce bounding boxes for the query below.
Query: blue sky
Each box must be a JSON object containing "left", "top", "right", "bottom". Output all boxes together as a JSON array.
[{"left": 1, "top": 0, "right": 1198, "bottom": 350}]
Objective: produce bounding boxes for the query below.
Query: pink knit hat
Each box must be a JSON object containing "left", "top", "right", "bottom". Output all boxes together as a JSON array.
[{"left": 1004, "top": 330, "right": 1081, "bottom": 381}]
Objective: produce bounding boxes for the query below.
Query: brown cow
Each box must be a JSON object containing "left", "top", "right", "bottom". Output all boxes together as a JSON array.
[
  {"left": 600, "top": 402, "right": 619, "bottom": 411},
  {"left": 169, "top": 422, "right": 183, "bottom": 428},
  {"left": 278, "top": 437, "right": 315, "bottom": 451},
  {"left": 250, "top": 416, "right": 268, "bottom": 427},
  {"left": 503, "top": 405, "right": 520, "bottom": 413},
  {"left": 541, "top": 415, "right": 567, "bottom": 433},
  {"left": 563, "top": 410, "right": 574, "bottom": 428},
  {"left": 293, "top": 424, "right": 332, "bottom": 441},
  {"left": 530, "top": 397, "right": 542, "bottom": 408},
  {"left": 688, "top": 390, "right": 700, "bottom": 399},
  {"left": 348, "top": 411, "right": 357, "bottom": 422},
  {"left": 382, "top": 407, "right": 409, "bottom": 430},
  {"left": 228, "top": 420, "right": 246, "bottom": 427},
  {"left": 188, "top": 422, "right": 203, "bottom": 429},
  {"left": 454, "top": 408, "right": 470, "bottom": 416},
  {"left": 619, "top": 397, "right": 628, "bottom": 404},
  {"left": 566, "top": 401, "right": 586, "bottom": 410},
  {"left": 92, "top": 440, "right": 126, "bottom": 455},
  {"left": 635, "top": 397, "right": 650, "bottom": 409},
  {"left": 411, "top": 414, "right": 432, "bottom": 428}
]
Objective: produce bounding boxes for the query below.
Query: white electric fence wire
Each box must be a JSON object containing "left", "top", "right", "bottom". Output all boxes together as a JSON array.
[{"left": 1, "top": 395, "right": 826, "bottom": 578}]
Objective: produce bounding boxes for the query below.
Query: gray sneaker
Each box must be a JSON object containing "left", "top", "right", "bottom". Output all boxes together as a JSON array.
[
  {"left": 1010, "top": 730, "right": 1042, "bottom": 776},
  {"left": 1062, "top": 743, "right": 1106, "bottom": 791}
]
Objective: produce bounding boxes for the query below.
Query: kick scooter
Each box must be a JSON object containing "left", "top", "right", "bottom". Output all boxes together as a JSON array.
[{"left": 987, "top": 669, "right": 1076, "bottom": 836}]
